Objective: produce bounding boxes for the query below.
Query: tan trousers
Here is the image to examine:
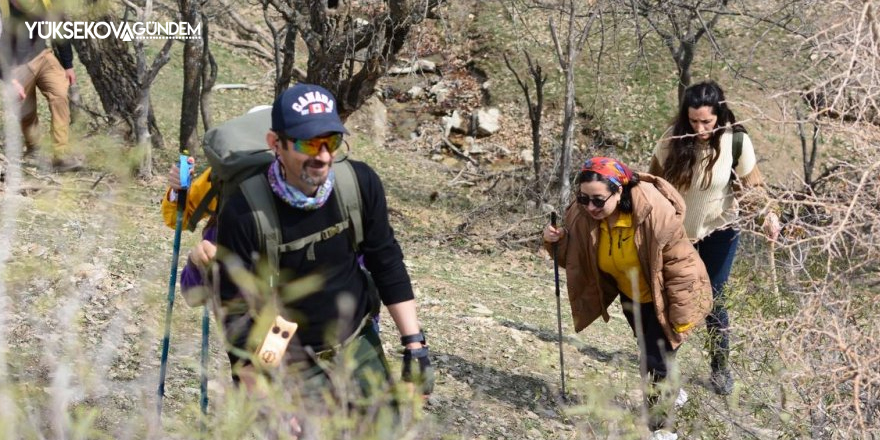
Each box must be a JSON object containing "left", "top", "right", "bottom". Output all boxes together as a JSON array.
[{"left": 15, "top": 48, "right": 70, "bottom": 159}]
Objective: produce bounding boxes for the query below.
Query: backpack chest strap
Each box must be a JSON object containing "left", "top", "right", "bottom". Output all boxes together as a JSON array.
[
  {"left": 277, "top": 219, "right": 351, "bottom": 261},
  {"left": 239, "top": 159, "right": 363, "bottom": 284}
]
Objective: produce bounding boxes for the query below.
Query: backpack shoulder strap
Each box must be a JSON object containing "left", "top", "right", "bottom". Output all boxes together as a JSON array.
[
  {"left": 332, "top": 159, "right": 364, "bottom": 250},
  {"left": 187, "top": 186, "right": 218, "bottom": 232},
  {"left": 732, "top": 131, "right": 744, "bottom": 171},
  {"left": 240, "top": 174, "right": 281, "bottom": 287},
  {"left": 332, "top": 158, "right": 379, "bottom": 317}
]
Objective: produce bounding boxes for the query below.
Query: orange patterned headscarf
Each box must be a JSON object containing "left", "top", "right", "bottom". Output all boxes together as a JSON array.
[{"left": 580, "top": 157, "right": 633, "bottom": 188}]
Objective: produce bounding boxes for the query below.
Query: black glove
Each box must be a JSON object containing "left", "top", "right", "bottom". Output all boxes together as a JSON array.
[{"left": 401, "top": 345, "right": 435, "bottom": 395}]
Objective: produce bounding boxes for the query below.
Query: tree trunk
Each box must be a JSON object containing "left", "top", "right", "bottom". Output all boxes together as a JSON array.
[
  {"left": 531, "top": 106, "right": 542, "bottom": 208},
  {"left": 134, "top": 12, "right": 174, "bottom": 178},
  {"left": 550, "top": 1, "right": 595, "bottom": 211},
  {"left": 75, "top": 0, "right": 172, "bottom": 175},
  {"left": 675, "top": 42, "right": 695, "bottom": 104},
  {"left": 275, "top": 22, "right": 298, "bottom": 97},
  {"left": 530, "top": 59, "right": 546, "bottom": 209},
  {"left": 72, "top": 17, "right": 166, "bottom": 150},
  {"left": 796, "top": 108, "right": 820, "bottom": 189},
  {"left": 149, "top": 108, "right": 165, "bottom": 150},
  {"left": 71, "top": 36, "right": 140, "bottom": 130},
  {"left": 201, "top": 15, "right": 218, "bottom": 131},
  {"left": 559, "top": 64, "right": 576, "bottom": 210},
  {"left": 503, "top": 50, "right": 547, "bottom": 208},
  {"left": 179, "top": 0, "right": 204, "bottom": 156},
  {"left": 137, "top": 87, "right": 153, "bottom": 178}
]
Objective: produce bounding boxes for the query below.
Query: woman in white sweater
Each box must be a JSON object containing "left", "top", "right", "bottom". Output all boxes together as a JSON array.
[{"left": 649, "top": 80, "right": 780, "bottom": 396}]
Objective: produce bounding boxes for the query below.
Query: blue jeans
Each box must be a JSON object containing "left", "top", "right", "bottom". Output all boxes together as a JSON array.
[{"left": 693, "top": 227, "right": 739, "bottom": 371}]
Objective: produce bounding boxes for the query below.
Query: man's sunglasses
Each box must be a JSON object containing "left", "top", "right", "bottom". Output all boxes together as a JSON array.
[
  {"left": 576, "top": 192, "right": 614, "bottom": 209},
  {"left": 290, "top": 133, "right": 343, "bottom": 156}
]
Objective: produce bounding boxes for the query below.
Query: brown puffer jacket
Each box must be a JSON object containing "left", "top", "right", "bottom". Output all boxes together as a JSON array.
[{"left": 545, "top": 173, "right": 712, "bottom": 349}]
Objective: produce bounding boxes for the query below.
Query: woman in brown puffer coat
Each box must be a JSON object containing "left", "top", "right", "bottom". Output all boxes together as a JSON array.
[{"left": 543, "top": 157, "right": 712, "bottom": 437}]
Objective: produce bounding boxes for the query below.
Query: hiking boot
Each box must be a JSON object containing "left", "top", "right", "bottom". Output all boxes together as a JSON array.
[
  {"left": 650, "top": 429, "right": 679, "bottom": 440},
  {"left": 52, "top": 157, "right": 84, "bottom": 173},
  {"left": 23, "top": 146, "right": 40, "bottom": 159},
  {"left": 710, "top": 368, "right": 734, "bottom": 396}
]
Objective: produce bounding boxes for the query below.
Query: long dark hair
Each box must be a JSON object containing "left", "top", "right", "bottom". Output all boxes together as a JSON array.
[
  {"left": 577, "top": 171, "right": 641, "bottom": 214},
  {"left": 663, "top": 80, "right": 747, "bottom": 191}
]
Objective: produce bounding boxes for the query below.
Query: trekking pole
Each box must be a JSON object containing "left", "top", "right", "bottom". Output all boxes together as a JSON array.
[
  {"left": 199, "top": 303, "right": 209, "bottom": 430},
  {"left": 157, "top": 152, "right": 192, "bottom": 417},
  {"left": 551, "top": 212, "right": 566, "bottom": 398}
]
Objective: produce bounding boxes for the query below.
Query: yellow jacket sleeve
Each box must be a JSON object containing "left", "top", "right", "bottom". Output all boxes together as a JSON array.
[
  {"left": 160, "top": 167, "right": 217, "bottom": 229},
  {"left": 673, "top": 322, "right": 695, "bottom": 333}
]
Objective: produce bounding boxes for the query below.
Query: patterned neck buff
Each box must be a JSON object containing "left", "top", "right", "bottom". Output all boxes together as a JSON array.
[
  {"left": 267, "top": 157, "right": 335, "bottom": 210},
  {"left": 580, "top": 157, "right": 634, "bottom": 188}
]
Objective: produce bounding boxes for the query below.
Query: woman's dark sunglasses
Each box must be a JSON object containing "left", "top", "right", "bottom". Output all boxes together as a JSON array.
[{"left": 576, "top": 192, "right": 614, "bottom": 208}]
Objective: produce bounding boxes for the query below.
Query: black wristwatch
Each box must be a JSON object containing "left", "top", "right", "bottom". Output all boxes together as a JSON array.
[{"left": 400, "top": 331, "right": 426, "bottom": 346}]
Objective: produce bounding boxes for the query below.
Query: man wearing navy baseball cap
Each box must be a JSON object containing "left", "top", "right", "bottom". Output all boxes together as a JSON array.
[
  {"left": 216, "top": 83, "right": 432, "bottom": 436},
  {"left": 268, "top": 83, "right": 350, "bottom": 194}
]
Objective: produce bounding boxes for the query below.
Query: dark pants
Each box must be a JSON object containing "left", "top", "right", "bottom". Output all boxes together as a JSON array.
[
  {"left": 620, "top": 295, "right": 675, "bottom": 380},
  {"left": 262, "top": 323, "right": 396, "bottom": 439},
  {"left": 620, "top": 295, "right": 677, "bottom": 430},
  {"left": 227, "top": 318, "right": 398, "bottom": 439},
  {"left": 693, "top": 227, "right": 740, "bottom": 371},
  {"left": 296, "top": 322, "right": 392, "bottom": 400},
  {"left": 227, "top": 316, "right": 390, "bottom": 388}
]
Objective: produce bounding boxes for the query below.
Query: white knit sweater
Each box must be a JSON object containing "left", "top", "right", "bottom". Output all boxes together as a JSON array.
[{"left": 653, "top": 128, "right": 758, "bottom": 241}]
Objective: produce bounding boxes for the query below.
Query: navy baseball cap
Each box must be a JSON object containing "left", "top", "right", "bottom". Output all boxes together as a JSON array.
[{"left": 271, "top": 83, "right": 348, "bottom": 140}]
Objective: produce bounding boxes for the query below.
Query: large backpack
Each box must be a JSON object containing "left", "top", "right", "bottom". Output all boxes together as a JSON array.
[{"left": 200, "top": 108, "right": 365, "bottom": 285}]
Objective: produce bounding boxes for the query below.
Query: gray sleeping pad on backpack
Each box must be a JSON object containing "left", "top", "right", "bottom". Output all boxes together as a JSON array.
[{"left": 203, "top": 108, "right": 275, "bottom": 198}]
